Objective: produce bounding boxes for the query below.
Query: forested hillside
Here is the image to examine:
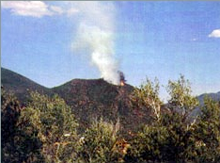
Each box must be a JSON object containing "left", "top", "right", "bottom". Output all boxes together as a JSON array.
[{"left": 2, "top": 68, "right": 220, "bottom": 162}]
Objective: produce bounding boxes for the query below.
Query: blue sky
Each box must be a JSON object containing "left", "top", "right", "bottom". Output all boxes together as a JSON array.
[{"left": 1, "top": 1, "right": 220, "bottom": 100}]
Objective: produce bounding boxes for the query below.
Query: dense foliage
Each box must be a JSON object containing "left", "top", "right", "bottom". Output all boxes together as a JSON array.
[
  {"left": 19, "top": 92, "right": 79, "bottom": 162},
  {"left": 1, "top": 89, "right": 44, "bottom": 163},
  {"left": 131, "top": 78, "right": 162, "bottom": 122},
  {"left": 127, "top": 76, "right": 220, "bottom": 162},
  {"left": 2, "top": 91, "right": 79, "bottom": 162},
  {"left": 2, "top": 75, "right": 220, "bottom": 162},
  {"left": 76, "top": 118, "right": 120, "bottom": 163}
]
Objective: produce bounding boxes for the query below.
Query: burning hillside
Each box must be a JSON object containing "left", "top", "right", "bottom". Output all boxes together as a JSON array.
[
  {"left": 52, "top": 78, "right": 151, "bottom": 135},
  {"left": 2, "top": 68, "right": 153, "bottom": 137}
]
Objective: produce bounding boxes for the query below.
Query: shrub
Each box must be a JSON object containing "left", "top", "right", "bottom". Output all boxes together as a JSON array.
[{"left": 76, "top": 118, "right": 124, "bottom": 163}]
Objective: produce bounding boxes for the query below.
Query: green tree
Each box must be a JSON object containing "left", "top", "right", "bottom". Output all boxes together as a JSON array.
[
  {"left": 1, "top": 89, "right": 20, "bottom": 151},
  {"left": 163, "top": 75, "right": 199, "bottom": 161},
  {"left": 127, "top": 124, "right": 168, "bottom": 162},
  {"left": 127, "top": 76, "right": 200, "bottom": 162},
  {"left": 131, "top": 78, "right": 162, "bottom": 121},
  {"left": 1, "top": 89, "right": 43, "bottom": 163},
  {"left": 19, "top": 92, "right": 79, "bottom": 163},
  {"left": 193, "top": 97, "right": 220, "bottom": 162},
  {"left": 167, "top": 75, "right": 198, "bottom": 118}
]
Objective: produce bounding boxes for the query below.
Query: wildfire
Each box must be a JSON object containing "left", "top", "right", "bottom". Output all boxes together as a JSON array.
[
  {"left": 120, "top": 81, "right": 125, "bottom": 86},
  {"left": 119, "top": 71, "right": 126, "bottom": 86}
]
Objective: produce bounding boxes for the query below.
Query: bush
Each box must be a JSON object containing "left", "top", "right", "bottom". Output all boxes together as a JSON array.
[{"left": 76, "top": 118, "right": 124, "bottom": 163}]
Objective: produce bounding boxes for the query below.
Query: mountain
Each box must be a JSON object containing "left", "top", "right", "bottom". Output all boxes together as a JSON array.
[
  {"left": 1, "top": 67, "right": 52, "bottom": 103},
  {"left": 52, "top": 79, "right": 152, "bottom": 134},
  {"left": 1, "top": 67, "right": 152, "bottom": 135},
  {"left": 197, "top": 91, "right": 220, "bottom": 105},
  {"left": 3, "top": 67, "right": 220, "bottom": 136},
  {"left": 188, "top": 92, "right": 220, "bottom": 118}
]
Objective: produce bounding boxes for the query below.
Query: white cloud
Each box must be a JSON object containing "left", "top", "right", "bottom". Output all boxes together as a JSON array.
[
  {"left": 1, "top": 1, "right": 63, "bottom": 18},
  {"left": 208, "top": 29, "right": 220, "bottom": 38}
]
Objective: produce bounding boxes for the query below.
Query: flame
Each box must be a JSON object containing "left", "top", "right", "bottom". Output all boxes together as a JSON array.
[
  {"left": 120, "top": 81, "right": 125, "bottom": 86},
  {"left": 118, "top": 71, "right": 126, "bottom": 86}
]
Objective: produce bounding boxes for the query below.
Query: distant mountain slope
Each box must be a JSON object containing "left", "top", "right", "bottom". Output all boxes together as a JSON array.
[
  {"left": 197, "top": 91, "right": 220, "bottom": 105},
  {"left": 189, "top": 92, "right": 220, "bottom": 117},
  {"left": 1, "top": 67, "right": 52, "bottom": 103}
]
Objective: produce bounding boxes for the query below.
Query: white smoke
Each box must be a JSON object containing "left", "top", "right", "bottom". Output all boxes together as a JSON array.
[{"left": 71, "top": 2, "right": 120, "bottom": 85}]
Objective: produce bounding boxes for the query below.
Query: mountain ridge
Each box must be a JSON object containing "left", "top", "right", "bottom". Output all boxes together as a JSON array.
[
  {"left": 2, "top": 67, "right": 220, "bottom": 134},
  {"left": 1, "top": 67, "right": 53, "bottom": 103},
  {"left": 2, "top": 67, "right": 147, "bottom": 134}
]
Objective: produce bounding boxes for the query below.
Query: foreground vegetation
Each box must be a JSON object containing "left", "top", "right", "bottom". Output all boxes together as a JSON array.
[{"left": 2, "top": 76, "right": 220, "bottom": 162}]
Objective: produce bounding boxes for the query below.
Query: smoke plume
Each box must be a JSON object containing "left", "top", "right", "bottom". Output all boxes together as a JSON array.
[{"left": 72, "top": 2, "right": 120, "bottom": 85}]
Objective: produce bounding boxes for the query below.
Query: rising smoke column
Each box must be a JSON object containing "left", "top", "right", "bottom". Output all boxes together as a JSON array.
[{"left": 72, "top": 2, "right": 120, "bottom": 85}]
